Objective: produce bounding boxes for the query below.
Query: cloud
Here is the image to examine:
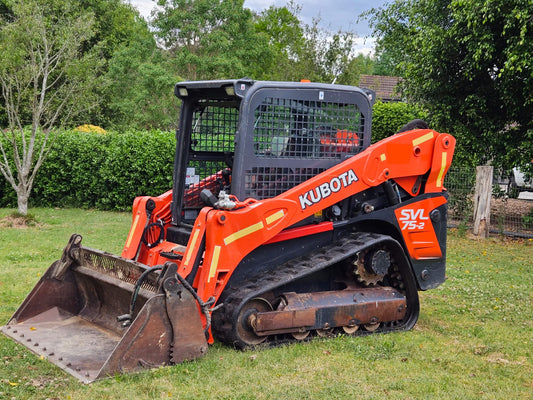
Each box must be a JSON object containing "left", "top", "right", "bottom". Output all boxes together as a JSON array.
[
  {"left": 353, "top": 37, "right": 376, "bottom": 57},
  {"left": 129, "top": 0, "right": 383, "bottom": 53}
]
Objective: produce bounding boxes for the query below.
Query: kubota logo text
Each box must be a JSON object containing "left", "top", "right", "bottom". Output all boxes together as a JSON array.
[
  {"left": 299, "top": 169, "right": 358, "bottom": 210},
  {"left": 398, "top": 209, "right": 429, "bottom": 230}
]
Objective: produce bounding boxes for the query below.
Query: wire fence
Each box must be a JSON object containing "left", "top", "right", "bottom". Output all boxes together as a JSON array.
[{"left": 445, "top": 167, "right": 533, "bottom": 238}]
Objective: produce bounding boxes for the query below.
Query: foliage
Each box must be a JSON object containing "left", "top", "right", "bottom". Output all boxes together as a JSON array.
[
  {"left": 152, "top": 0, "right": 273, "bottom": 80},
  {"left": 300, "top": 18, "right": 359, "bottom": 84},
  {"left": 79, "top": 0, "right": 159, "bottom": 127},
  {"left": 0, "top": 214, "right": 532, "bottom": 399},
  {"left": 77, "top": 0, "right": 153, "bottom": 60},
  {"left": 372, "top": 49, "right": 396, "bottom": 76},
  {"left": 0, "top": 130, "right": 175, "bottom": 210},
  {"left": 445, "top": 167, "right": 476, "bottom": 224},
  {"left": 0, "top": 0, "right": 105, "bottom": 214},
  {"left": 336, "top": 53, "right": 375, "bottom": 86},
  {"left": 364, "top": 0, "right": 533, "bottom": 171},
  {"left": 253, "top": 2, "right": 305, "bottom": 81},
  {"left": 75, "top": 124, "right": 107, "bottom": 134},
  {"left": 105, "top": 36, "right": 180, "bottom": 131},
  {"left": 371, "top": 101, "right": 428, "bottom": 143},
  {"left": 25, "top": 130, "right": 176, "bottom": 211},
  {"left": 523, "top": 207, "right": 533, "bottom": 230},
  {"left": 96, "top": 130, "right": 175, "bottom": 210},
  {"left": 0, "top": 0, "right": 378, "bottom": 134},
  {"left": 254, "top": 2, "right": 372, "bottom": 84},
  {"left": 29, "top": 130, "right": 113, "bottom": 209}
]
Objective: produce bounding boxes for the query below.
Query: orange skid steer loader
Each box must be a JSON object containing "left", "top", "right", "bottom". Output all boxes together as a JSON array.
[{"left": 1, "top": 79, "right": 455, "bottom": 382}]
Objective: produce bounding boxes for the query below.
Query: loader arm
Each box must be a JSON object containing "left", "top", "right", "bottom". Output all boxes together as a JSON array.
[{"left": 183, "top": 129, "right": 455, "bottom": 304}]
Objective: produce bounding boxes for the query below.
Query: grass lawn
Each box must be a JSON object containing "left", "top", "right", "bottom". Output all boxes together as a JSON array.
[{"left": 0, "top": 208, "right": 532, "bottom": 400}]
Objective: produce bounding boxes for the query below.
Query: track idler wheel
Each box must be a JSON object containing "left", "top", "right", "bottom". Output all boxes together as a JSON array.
[
  {"left": 236, "top": 298, "right": 273, "bottom": 346},
  {"left": 363, "top": 322, "right": 381, "bottom": 332}
]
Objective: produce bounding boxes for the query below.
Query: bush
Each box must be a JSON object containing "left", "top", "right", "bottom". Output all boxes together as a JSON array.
[
  {"left": 96, "top": 130, "right": 175, "bottom": 210},
  {"left": 0, "top": 129, "right": 176, "bottom": 211},
  {"left": 32, "top": 131, "right": 112, "bottom": 208},
  {"left": 371, "top": 101, "right": 428, "bottom": 143}
]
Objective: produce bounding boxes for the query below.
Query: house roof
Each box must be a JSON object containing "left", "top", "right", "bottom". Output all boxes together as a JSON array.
[{"left": 358, "top": 75, "right": 402, "bottom": 102}]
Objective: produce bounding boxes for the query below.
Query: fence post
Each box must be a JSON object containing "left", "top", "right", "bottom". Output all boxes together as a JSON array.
[{"left": 473, "top": 166, "right": 493, "bottom": 237}]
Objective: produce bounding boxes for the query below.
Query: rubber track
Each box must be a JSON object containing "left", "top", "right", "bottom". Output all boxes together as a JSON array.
[{"left": 212, "top": 232, "right": 418, "bottom": 348}]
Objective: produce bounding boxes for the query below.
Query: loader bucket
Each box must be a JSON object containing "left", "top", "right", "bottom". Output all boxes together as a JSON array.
[{"left": 1, "top": 234, "right": 207, "bottom": 383}]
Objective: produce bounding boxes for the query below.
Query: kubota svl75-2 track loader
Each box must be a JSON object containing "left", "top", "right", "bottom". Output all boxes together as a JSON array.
[{"left": 1, "top": 79, "right": 455, "bottom": 382}]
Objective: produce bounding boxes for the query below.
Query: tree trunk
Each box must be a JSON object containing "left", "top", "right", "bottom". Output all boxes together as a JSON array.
[{"left": 17, "top": 190, "right": 29, "bottom": 216}]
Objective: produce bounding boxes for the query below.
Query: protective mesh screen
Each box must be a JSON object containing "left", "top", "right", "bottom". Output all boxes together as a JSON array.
[
  {"left": 190, "top": 101, "right": 237, "bottom": 153},
  {"left": 245, "top": 167, "right": 326, "bottom": 200},
  {"left": 252, "top": 98, "right": 364, "bottom": 159},
  {"left": 184, "top": 101, "right": 238, "bottom": 210},
  {"left": 245, "top": 97, "right": 363, "bottom": 199}
]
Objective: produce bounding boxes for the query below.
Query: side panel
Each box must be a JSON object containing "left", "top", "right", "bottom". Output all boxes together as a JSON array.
[
  {"left": 394, "top": 196, "right": 447, "bottom": 259},
  {"left": 354, "top": 193, "right": 449, "bottom": 290}
]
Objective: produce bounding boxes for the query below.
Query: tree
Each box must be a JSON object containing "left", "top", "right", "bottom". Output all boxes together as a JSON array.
[
  {"left": 255, "top": 2, "right": 363, "bottom": 84},
  {"left": 152, "top": 0, "right": 273, "bottom": 80},
  {"left": 76, "top": 0, "right": 160, "bottom": 127},
  {"left": 335, "top": 53, "right": 375, "bottom": 86},
  {"left": 365, "top": 0, "right": 533, "bottom": 170},
  {"left": 372, "top": 49, "right": 396, "bottom": 77},
  {"left": 0, "top": 0, "right": 104, "bottom": 215},
  {"left": 106, "top": 37, "right": 180, "bottom": 131},
  {"left": 253, "top": 2, "right": 305, "bottom": 81},
  {"left": 301, "top": 18, "right": 358, "bottom": 83}
]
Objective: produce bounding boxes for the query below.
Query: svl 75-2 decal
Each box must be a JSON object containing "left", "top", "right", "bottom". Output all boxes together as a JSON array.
[{"left": 398, "top": 208, "right": 429, "bottom": 231}]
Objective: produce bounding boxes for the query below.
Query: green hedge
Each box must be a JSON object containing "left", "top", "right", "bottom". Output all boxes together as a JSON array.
[
  {"left": 0, "top": 130, "right": 176, "bottom": 210},
  {"left": 371, "top": 101, "right": 428, "bottom": 143}
]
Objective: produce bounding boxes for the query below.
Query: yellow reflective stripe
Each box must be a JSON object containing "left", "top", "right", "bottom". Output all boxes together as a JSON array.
[
  {"left": 208, "top": 245, "right": 221, "bottom": 282},
  {"left": 184, "top": 228, "right": 200, "bottom": 267},
  {"left": 412, "top": 131, "right": 435, "bottom": 146},
  {"left": 224, "top": 221, "right": 264, "bottom": 245},
  {"left": 125, "top": 213, "right": 141, "bottom": 248},
  {"left": 266, "top": 210, "right": 285, "bottom": 225},
  {"left": 436, "top": 152, "right": 447, "bottom": 188}
]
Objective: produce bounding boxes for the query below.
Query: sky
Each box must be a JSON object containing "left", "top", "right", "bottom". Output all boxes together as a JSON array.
[{"left": 127, "top": 0, "right": 390, "bottom": 55}]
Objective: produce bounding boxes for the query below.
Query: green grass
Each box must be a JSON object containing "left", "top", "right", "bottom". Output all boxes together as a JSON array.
[{"left": 1, "top": 208, "right": 532, "bottom": 400}]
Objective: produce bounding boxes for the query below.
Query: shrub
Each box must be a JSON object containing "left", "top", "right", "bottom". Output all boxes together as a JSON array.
[
  {"left": 21, "top": 129, "right": 176, "bottom": 210},
  {"left": 32, "top": 131, "right": 114, "bottom": 208},
  {"left": 371, "top": 101, "right": 428, "bottom": 143},
  {"left": 75, "top": 124, "right": 107, "bottom": 134},
  {"left": 96, "top": 130, "right": 175, "bottom": 210}
]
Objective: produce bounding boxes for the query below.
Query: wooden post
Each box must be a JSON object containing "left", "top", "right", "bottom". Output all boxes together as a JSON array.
[{"left": 473, "top": 166, "right": 493, "bottom": 238}]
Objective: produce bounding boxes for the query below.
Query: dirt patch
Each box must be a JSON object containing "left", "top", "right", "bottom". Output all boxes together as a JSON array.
[
  {"left": 0, "top": 214, "right": 39, "bottom": 228},
  {"left": 490, "top": 198, "right": 533, "bottom": 234},
  {"left": 491, "top": 198, "right": 533, "bottom": 219}
]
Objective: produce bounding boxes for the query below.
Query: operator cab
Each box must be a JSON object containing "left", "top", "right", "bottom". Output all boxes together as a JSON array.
[{"left": 167, "top": 79, "right": 374, "bottom": 244}]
